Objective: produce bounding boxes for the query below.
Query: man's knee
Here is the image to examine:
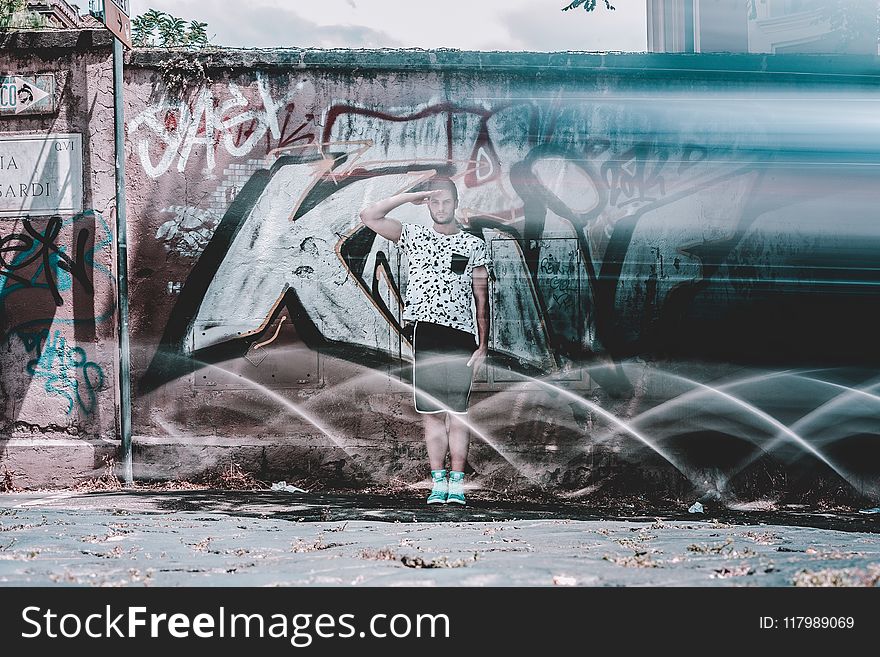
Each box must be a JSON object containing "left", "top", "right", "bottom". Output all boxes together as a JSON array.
[
  {"left": 423, "top": 412, "right": 447, "bottom": 428},
  {"left": 447, "top": 412, "right": 468, "bottom": 426}
]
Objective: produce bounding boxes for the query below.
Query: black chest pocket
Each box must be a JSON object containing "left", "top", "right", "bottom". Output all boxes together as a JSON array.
[{"left": 450, "top": 253, "right": 469, "bottom": 275}]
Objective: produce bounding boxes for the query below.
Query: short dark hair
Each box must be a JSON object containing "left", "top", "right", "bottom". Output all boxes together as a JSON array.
[{"left": 418, "top": 176, "right": 458, "bottom": 204}]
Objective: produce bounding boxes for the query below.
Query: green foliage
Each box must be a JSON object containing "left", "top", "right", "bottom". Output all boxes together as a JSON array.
[
  {"left": 131, "top": 17, "right": 151, "bottom": 46},
  {"left": 562, "top": 0, "right": 615, "bottom": 12},
  {"left": 186, "top": 21, "right": 209, "bottom": 47},
  {"left": 0, "top": 0, "right": 48, "bottom": 29},
  {"left": 143, "top": 8, "right": 165, "bottom": 26},
  {"left": 131, "top": 8, "right": 211, "bottom": 48},
  {"left": 157, "top": 15, "right": 187, "bottom": 47},
  {"left": 131, "top": 10, "right": 161, "bottom": 47},
  {"left": 0, "top": 0, "right": 25, "bottom": 28}
]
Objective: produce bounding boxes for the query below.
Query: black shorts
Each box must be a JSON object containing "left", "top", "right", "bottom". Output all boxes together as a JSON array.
[{"left": 412, "top": 321, "right": 476, "bottom": 414}]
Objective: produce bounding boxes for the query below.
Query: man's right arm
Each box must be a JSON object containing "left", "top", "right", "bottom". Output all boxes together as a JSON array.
[{"left": 359, "top": 191, "right": 436, "bottom": 243}]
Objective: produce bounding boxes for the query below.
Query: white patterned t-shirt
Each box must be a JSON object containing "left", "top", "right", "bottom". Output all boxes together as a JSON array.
[{"left": 397, "top": 223, "right": 490, "bottom": 336}]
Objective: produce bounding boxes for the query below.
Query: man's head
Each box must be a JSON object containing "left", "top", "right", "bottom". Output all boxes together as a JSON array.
[{"left": 421, "top": 177, "right": 458, "bottom": 226}]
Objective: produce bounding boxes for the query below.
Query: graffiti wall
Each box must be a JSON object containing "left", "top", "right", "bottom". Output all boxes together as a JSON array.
[
  {"left": 123, "top": 51, "right": 880, "bottom": 502},
  {"left": 0, "top": 31, "right": 119, "bottom": 488}
]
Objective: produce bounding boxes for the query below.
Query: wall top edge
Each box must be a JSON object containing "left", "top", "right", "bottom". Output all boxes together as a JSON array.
[
  {"left": 0, "top": 28, "right": 114, "bottom": 52},
  {"left": 126, "top": 47, "right": 880, "bottom": 80},
  {"left": 1, "top": 29, "right": 877, "bottom": 80}
]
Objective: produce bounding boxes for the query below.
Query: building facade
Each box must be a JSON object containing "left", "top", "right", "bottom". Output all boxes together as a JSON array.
[{"left": 648, "top": 0, "right": 878, "bottom": 54}]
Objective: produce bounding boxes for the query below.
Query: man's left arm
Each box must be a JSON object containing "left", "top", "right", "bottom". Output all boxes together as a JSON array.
[{"left": 467, "top": 265, "right": 489, "bottom": 368}]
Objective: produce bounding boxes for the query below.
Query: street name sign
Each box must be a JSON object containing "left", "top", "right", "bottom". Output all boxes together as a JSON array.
[{"left": 0, "top": 134, "right": 84, "bottom": 217}]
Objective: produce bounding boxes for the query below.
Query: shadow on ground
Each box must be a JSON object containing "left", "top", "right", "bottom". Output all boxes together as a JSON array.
[{"left": 54, "top": 489, "right": 880, "bottom": 534}]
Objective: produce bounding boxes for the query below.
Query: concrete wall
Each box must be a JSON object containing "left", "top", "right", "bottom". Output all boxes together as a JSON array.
[
  {"left": 122, "top": 49, "right": 880, "bottom": 502},
  {"left": 0, "top": 30, "right": 118, "bottom": 488},
  {"left": 2, "top": 36, "right": 878, "bottom": 501}
]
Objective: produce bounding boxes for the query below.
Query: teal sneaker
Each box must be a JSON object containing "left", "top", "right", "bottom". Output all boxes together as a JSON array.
[
  {"left": 427, "top": 469, "right": 447, "bottom": 504},
  {"left": 446, "top": 471, "right": 466, "bottom": 505}
]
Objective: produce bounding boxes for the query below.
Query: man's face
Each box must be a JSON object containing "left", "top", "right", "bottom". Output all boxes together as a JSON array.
[{"left": 427, "top": 189, "right": 456, "bottom": 225}]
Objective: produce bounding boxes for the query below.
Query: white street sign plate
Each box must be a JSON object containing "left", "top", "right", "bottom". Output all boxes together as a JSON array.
[{"left": 0, "top": 134, "right": 84, "bottom": 217}]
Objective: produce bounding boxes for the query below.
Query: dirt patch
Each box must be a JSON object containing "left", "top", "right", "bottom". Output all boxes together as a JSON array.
[
  {"left": 401, "top": 553, "right": 478, "bottom": 569},
  {"left": 712, "top": 565, "right": 755, "bottom": 578},
  {"left": 687, "top": 539, "right": 757, "bottom": 558},
  {"left": 291, "top": 533, "right": 348, "bottom": 552},
  {"left": 793, "top": 564, "right": 880, "bottom": 587},
  {"left": 359, "top": 547, "right": 399, "bottom": 561},
  {"left": 603, "top": 553, "right": 660, "bottom": 568},
  {"left": 688, "top": 539, "right": 735, "bottom": 555},
  {"left": 84, "top": 462, "right": 273, "bottom": 493},
  {"left": 131, "top": 480, "right": 208, "bottom": 492},
  {"left": 359, "top": 547, "right": 478, "bottom": 568},
  {"left": 738, "top": 531, "right": 783, "bottom": 545}
]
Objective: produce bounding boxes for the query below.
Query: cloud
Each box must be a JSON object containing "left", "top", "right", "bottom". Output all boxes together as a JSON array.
[
  {"left": 500, "top": 4, "right": 647, "bottom": 52},
  {"left": 208, "top": 6, "right": 404, "bottom": 48},
  {"left": 126, "top": 0, "right": 644, "bottom": 51},
  {"left": 129, "top": 0, "right": 401, "bottom": 49}
]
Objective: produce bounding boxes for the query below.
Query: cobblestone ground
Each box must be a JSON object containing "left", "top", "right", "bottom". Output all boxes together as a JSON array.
[{"left": 1, "top": 491, "right": 878, "bottom": 587}]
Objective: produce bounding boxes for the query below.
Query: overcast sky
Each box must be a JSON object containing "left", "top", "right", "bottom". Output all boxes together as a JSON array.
[{"left": 75, "top": 0, "right": 648, "bottom": 51}]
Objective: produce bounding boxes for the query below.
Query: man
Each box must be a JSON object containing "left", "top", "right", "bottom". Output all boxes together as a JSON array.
[{"left": 359, "top": 177, "right": 490, "bottom": 505}]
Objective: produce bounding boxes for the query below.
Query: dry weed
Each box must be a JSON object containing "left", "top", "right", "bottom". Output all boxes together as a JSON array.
[
  {"left": 291, "top": 533, "right": 346, "bottom": 553},
  {"left": 359, "top": 547, "right": 399, "bottom": 561},
  {"left": 603, "top": 553, "right": 660, "bottom": 568},
  {"left": 0, "top": 465, "right": 19, "bottom": 493},
  {"left": 688, "top": 539, "right": 735, "bottom": 555},
  {"left": 75, "top": 456, "right": 122, "bottom": 492},
  {"left": 739, "top": 531, "right": 783, "bottom": 545},
  {"left": 199, "top": 462, "right": 267, "bottom": 491}
]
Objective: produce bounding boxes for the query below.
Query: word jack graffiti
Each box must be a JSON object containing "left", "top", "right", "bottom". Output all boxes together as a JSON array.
[{"left": 144, "top": 98, "right": 766, "bottom": 391}]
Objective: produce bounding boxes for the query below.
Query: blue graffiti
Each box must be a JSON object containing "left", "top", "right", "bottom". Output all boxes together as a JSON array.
[
  {"left": 0, "top": 209, "right": 114, "bottom": 319},
  {"left": 21, "top": 329, "right": 105, "bottom": 415}
]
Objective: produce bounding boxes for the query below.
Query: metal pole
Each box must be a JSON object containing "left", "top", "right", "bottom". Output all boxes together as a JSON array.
[{"left": 113, "top": 37, "right": 133, "bottom": 486}]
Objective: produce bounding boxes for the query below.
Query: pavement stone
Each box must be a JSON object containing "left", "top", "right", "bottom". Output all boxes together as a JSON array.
[{"left": 1, "top": 491, "right": 878, "bottom": 587}]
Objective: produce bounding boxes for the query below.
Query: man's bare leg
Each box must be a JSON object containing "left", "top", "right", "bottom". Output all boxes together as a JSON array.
[
  {"left": 447, "top": 413, "right": 469, "bottom": 473},
  {"left": 423, "top": 412, "right": 449, "bottom": 471},
  {"left": 424, "top": 412, "right": 450, "bottom": 504},
  {"left": 445, "top": 414, "right": 469, "bottom": 504}
]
